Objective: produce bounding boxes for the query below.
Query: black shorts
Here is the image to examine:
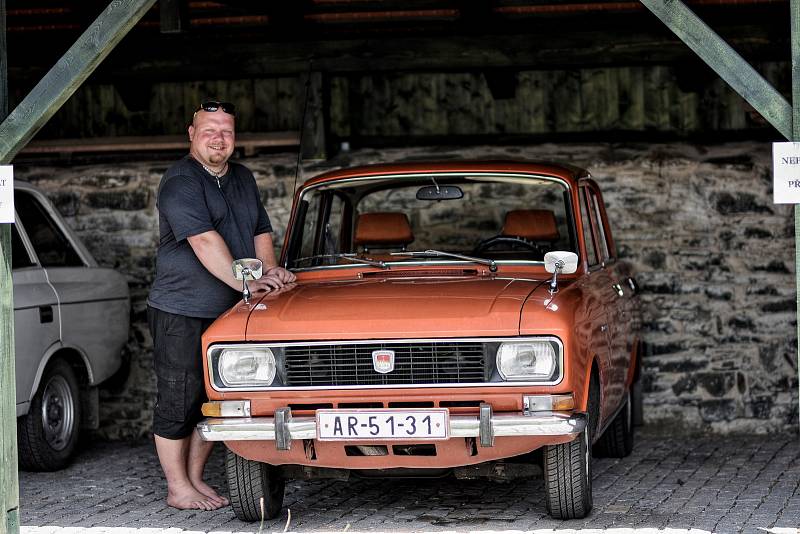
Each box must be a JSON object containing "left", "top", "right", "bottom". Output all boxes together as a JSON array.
[{"left": 147, "top": 306, "right": 215, "bottom": 439}]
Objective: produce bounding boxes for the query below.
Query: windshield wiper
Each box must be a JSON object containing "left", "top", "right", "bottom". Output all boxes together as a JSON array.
[
  {"left": 390, "top": 249, "right": 497, "bottom": 272},
  {"left": 293, "top": 253, "right": 389, "bottom": 269}
]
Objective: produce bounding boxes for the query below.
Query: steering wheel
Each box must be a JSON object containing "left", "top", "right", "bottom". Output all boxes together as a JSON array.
[{"left": 472, "top": 235, "right": 543, "bottom": 256}]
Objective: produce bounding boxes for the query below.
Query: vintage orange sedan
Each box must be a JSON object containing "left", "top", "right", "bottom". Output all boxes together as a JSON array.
[{"left": 198, "top": 160, "right": 642, "bottom": 520}]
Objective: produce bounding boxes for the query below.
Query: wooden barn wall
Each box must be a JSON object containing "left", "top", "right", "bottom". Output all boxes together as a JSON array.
[{"left": 24, "top": 61, "right": 787, "bottom": 141}]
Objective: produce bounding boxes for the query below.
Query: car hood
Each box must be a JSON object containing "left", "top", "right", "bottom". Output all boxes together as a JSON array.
[{"left": 239, "top": 275, "right": 549, "bottom": 341}]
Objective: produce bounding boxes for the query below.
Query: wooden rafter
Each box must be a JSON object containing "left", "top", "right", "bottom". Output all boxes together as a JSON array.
[
  {"left": 640, "top": 0, "right": 792, "bottom": 140},
  {"left": 0, "top": 0, "right": 157, "bottom": 164}
]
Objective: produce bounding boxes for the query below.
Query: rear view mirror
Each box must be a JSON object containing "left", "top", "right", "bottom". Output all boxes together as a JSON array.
[
  {"left": 416, "top": 185, "right": 463, "bottom": 200},
  {"left": 232, "top": 258, "right": 263, "bottom": 303}
]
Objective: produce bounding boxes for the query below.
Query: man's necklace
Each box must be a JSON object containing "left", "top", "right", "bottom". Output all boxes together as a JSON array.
[{"left": 199, "top": 161, "right": 228, "bottom": 188}]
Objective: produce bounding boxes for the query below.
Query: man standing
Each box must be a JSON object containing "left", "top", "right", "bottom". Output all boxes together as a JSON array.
[{"left": 147, "top": 100, "right": 295, "bottom": 510}]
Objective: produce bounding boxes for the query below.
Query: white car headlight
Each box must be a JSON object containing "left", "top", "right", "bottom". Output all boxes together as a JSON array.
[
  {"left": 496, "top": 340, "right": 559, "bottom": 381},
  {"left": 218, "top": 347, "right": 276, "bottom": 386}
]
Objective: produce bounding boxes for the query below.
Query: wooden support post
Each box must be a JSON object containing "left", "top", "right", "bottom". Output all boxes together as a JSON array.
[
  {"left": 299, "top": 71, "right": 327, "bottom": 161},
  {"left": 0, "top": 0, "right": 157, "bottom": 164},
  {"left": 0, "top": 0, "right": 20, "bottom": 531},
  {"left": 792, "top": 0, "right": 800, "bottom": 429},
  {"left": 639, "top": 0, "right": 792, "bottom": 139}
]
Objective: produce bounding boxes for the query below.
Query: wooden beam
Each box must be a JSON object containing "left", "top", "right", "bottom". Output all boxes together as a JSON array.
[
  {"left": 0, "top": 0, "right": 157, "bottom": 164},
  {"left": 0, "top": 0, "right": 6, "bottom": 119},
  {"left": 16, "top": 131, "right": 299, "bottom": 156},
  {"left": 792, "top": 0, "right": 800, "bottom": 429},
  {"left": 639, "top": 0, "right": 791, "bottom": 139},
  {"left": 0, "top": 0, "right": 19, "bottom": 530},
  {"left": 6, "top": 23, "right": 777, "bottom": 84}
]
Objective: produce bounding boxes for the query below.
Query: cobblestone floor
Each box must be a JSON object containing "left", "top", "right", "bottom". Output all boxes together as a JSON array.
[{"left": 17, "top": 427, "right": 800, "bottom": 534}]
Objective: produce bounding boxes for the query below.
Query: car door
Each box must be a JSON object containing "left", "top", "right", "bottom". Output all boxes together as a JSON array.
[
  {"left": 576, "top": 184, "right": 616, "bottom": 421},
  {"left": 584, "top": 182, "right": 631, "bottom": 415},
  {"left": 11, "top": 214, "right": 61, "bottom": 413},
  {"left": 14, "top": 187, "right": 129, "bottom": 385}
]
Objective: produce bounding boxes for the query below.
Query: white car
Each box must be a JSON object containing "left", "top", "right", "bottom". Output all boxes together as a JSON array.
[{"left": 11, "top": 181, "right": 130, "bottom": 471}]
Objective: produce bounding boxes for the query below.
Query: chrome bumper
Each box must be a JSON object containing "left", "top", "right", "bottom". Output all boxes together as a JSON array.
[{"left": 197, "top": 409, "right": 586, "bottom": 450}]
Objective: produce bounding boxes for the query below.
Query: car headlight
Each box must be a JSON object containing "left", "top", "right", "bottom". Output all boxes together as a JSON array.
[
  {"left": 496, "top": 340, "right": 560, "bottom": 381},
  {"left": 218, "top": 347, "right": 276, "bottom": 386}
]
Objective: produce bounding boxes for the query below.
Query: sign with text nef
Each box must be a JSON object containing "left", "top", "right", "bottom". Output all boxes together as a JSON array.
[
  {"left": 0, "top": 166, "right": 13, "bottom": 223},
  {"left": 773, "top": 143, "right": 800, "bottom": 204}
]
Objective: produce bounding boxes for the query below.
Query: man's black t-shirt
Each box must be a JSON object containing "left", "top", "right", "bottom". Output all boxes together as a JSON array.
[{"left": 147, "top": 155, "right": 272, "bottom": 318}]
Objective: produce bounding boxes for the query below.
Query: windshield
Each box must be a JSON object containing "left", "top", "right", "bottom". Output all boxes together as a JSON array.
[{"left": 286, "top": 173, "right": 576, "bottom": 270}]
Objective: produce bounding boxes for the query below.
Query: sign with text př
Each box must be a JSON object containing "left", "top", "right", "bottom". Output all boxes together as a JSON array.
[
  {"left": 773, "top": 143, "right": 800, "bottom": 204},
  {"left": 0, "top": 166, "right": 13, "bottom": 223}
]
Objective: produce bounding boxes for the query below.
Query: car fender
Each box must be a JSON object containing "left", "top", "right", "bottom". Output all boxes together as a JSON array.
[{"left": 21, "top": 341, "right": 93, "bottom": 417}]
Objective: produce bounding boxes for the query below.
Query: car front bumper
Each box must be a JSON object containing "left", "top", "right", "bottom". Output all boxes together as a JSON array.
[{"left": 197, "top": 408, "right": 587, "bottom": 450}]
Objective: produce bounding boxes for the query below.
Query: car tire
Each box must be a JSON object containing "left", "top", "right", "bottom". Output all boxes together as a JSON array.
[
  {"left": 226, "top": 448, "right": 285, "bottom": 522},
  {"left": 595, "top": 391, "right": 634, "bottom": 458},
  {"left": 17, "top": 358, "right": 81, "bottom": 471},
  {"left": 543, "top": 374, "right": 596, "bottom": 519},
  {"left": 543, "top": 425, "right": 593, "bottom": 519}
]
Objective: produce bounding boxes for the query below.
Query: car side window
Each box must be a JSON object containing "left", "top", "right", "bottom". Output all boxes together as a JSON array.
[
  {"left": 298, "top": 192, "right": 345, "bottom": 262},
  {"left": 14, "top": 190, "right": 84, "bottom": 268},
  {"left": 11, "top": 223, "right": 36, "bottom": 269},
  {"left": 589, "top": 189, "right": 612, "bottom": 261},
  {"left": 579, "top": 187, "right": 599, "bottom": 266}
]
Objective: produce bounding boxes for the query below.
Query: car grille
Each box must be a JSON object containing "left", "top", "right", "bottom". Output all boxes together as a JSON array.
[{"left": 283, "top": 342, "right": 487, "bottom": 386}]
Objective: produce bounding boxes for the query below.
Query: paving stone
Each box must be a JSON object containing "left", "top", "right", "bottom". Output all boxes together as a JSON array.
[{"left": 17, "top": 427, "right": 800, "bottom": 534}]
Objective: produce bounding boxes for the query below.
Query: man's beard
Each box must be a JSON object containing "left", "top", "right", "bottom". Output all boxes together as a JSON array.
[{"left": 208, "top": 152, "right": 227, "bottom": 164}]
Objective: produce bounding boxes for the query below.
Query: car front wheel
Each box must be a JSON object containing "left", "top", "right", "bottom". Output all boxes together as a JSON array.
[
  {"left": 17, "top": 358, "right": 82, "bottom": 471},
  {"left": 226, "top": 448, "right": 285, "bottom": 522},
  {"left": 543, "top": 426, "right": 593, "bottom": 519}
]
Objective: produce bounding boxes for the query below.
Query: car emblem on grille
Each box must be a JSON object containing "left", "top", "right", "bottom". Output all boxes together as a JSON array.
[{"left": 372, "top": 349, "right": 395, "bottom": 374}]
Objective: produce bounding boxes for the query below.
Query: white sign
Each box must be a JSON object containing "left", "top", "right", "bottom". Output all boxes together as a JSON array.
[
  {"left": 0, "top": 166, "right": 13, "bottom": 223},
  {"left": 773, "top": 142, "right": 800, "bottom": 204}
]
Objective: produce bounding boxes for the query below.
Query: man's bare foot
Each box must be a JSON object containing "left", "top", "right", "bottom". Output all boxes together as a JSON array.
[
  {"left": 191, "top": 478, "right": 230, "bottom": 507},
  {"left": 166, "top": 481, "right": 224, "bottom": 511}
]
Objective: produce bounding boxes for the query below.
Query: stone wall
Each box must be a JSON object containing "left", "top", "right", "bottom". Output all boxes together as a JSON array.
[{"left": 12, "top": 141, "right": 798, "bottom": 438}]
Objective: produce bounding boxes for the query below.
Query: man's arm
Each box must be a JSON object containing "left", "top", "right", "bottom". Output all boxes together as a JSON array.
[
  {"left": 188, "top": 230, "right": 285, "bottom": 291},
  {"left": 255, "top": 233, "right": 296, "bottom": 283}
]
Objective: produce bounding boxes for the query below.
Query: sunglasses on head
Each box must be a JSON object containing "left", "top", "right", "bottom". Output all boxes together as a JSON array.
[{"left": 196, "top": 100, "right": 236, "bottom": 116}]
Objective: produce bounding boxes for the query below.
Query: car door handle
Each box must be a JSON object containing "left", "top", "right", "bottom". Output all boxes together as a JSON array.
[
  {"left": 626, "top": 277, "right": 639, "bottom": 295},
  {"left": 39, "top": 305, "right": 54, "bottom": 324},
  {"left": 612, "top": 283, "right": 624, "bottom": 297}
]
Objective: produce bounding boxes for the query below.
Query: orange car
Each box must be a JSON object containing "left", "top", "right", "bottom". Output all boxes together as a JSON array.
[{"left": 198, "top": 160, "right": 642, "bottom": 520}]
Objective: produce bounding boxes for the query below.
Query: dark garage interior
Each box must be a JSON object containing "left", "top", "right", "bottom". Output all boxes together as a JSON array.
[{"left": 1, "top": 1, "right": 799, "bottom": 532}]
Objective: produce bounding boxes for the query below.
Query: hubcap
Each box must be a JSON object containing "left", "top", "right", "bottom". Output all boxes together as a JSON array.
[{"left": 40, "top": 374, "right": 75, "bottom": 451}]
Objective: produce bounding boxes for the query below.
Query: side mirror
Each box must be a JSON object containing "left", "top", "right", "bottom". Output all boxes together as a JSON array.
[
  {"left": 232, "top": 258, "right": 263, "bottom": 303},
  {"left": 544, "top": 251, "right": 578, "bottom": 295},
  {"left": 544, "top": 251, "right": 578, "bottom": 274}
]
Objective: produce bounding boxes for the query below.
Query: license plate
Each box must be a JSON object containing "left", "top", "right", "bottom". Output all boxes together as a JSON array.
[{"left": 316, "top": 409, "right": 449, "bottom": 441}]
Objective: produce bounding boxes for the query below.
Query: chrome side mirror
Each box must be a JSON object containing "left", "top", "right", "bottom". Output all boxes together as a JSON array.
[
  {"left": 544, "top": 251, "right": 578, "bottom": 295},
  {"left": 232, "top": 258, "right": 263, "bottom": 303}
]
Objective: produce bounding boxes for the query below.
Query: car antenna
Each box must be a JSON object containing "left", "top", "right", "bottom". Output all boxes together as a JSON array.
[{"left": 292, "top": 57, "right": 314, "bottom": 195}]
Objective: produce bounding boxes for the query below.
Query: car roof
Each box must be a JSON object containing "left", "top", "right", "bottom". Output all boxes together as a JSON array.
[{"left": 301, "top": 160, "right": 589, "bottom": 188}]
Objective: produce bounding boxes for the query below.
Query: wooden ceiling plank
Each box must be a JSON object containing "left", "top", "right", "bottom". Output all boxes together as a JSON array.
[
  {"left": 640, "top": 0, "right": 791, "bottom": 139},
  {"left": 0, "top": 0, "right": 157, "bottom": 164}
]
